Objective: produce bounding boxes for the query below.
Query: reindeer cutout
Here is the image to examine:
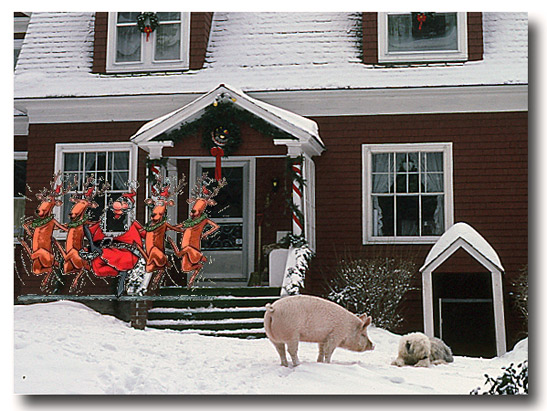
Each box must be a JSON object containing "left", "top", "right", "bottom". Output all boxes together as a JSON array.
[
  {"left": 168, "top": 174, "right": 227, "bottom": 288},
  {"left": 53, "top": 175, "right": 110, "bottom": 292},
  {"left": 133, "top": 173, "right": 187, "bottom": 290},
  {"left": 19, "top": 172, "right": 71, "bottom": 289}
]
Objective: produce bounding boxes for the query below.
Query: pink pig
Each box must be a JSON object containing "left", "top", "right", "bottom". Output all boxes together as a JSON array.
[{"left": 264, "top": 295, "right": 374, "bottom": 367}]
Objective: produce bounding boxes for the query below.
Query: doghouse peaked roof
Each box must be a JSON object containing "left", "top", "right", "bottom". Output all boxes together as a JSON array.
[
  {"left": 130, "top": 84, "right": 325, "bottom": 156},
  {"left": 420, "top": 222, "right": 504, "bottom": 273}
]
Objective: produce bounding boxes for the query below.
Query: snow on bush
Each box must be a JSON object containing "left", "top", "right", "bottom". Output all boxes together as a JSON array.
[
  {"left": 281, "top": 245, "right": 314, "bottom": 296},
  {"left": 327, "top": 256, "right": 417, "bottom": 332}
]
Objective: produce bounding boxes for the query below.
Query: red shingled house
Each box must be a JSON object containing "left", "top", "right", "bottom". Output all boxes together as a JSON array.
[{"left": 14, "top": 12, "right": 527, "bottom": 355}]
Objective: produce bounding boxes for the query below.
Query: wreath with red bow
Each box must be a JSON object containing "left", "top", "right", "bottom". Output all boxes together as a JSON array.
[{"left": 136, "top": 12, "right": 159, "bottom": 41}]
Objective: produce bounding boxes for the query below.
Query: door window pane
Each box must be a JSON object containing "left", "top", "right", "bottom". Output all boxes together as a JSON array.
[{"left": 201, "top": 167, "right": 243, "bottom": 218}]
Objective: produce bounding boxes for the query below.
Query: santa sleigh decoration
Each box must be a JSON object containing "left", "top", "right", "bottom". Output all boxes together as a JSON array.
[{"left": 18, "top": 171, "right": 228, "bottom": 295}]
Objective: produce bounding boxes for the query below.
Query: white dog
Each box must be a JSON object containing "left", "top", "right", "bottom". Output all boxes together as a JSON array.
[{"left": 391, "top": 332, "right": 454, "bottom": 367}]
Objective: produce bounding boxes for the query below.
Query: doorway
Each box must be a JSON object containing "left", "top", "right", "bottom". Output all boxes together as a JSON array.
[{"left": 190, "top": 159, "right": 255, "bottom": 285}]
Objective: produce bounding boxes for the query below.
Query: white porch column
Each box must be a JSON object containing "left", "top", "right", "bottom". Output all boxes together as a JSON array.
[
  {"left": 422, "top": 268, "right": 435, "bottom": 338},
  {"left": 491, "top": 269, "right": 507, "bottom": 356}
]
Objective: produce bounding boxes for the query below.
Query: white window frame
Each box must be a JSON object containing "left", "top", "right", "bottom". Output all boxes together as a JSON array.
[
  {"left": 378, "top": 12, "right": 468, "bottom": 63},
  {"left": 54, "top": 142, "right": 138, "bottom": 237},
  {"left": 362, "top": 142, "right": 454, "bottom": 244},
  {"left": 106, "top": 12, "right": 191, "bottom": 73}
]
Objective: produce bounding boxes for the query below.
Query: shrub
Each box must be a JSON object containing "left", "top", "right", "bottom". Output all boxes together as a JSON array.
[
  {"left": 471, "top": 361, "right": 528, "bottom": 395},
  {"left": 509, "top": 265, "right": 528, "bottom": 332},
  {"left": 326, "top": 255, "right": 417, "bottom": 332}
]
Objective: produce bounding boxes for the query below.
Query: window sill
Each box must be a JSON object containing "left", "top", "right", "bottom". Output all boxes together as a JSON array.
[{"left": 363, "top": 236, "right": 441, "bottom": 245}]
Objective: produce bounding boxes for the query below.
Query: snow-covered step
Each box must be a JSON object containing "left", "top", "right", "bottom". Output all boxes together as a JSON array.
[
  {"left": 145, "top": 286, "right": 279, "bottom": 338},
  {"left": 148, "top": 306, "right": 266, "bottom": 321}
]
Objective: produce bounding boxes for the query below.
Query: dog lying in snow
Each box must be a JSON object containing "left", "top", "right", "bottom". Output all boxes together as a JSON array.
[{"left": 391, "top": 332, "right": 453, "bottom": 367}]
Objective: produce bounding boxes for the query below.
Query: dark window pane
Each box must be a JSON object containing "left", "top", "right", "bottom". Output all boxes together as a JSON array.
[
  {"left": 64, "top": 153, "right": 80, "bottom": 171},
  {"left": 97, "top": 152, "right": 106, "bottom": 170},
  {"left": 373, "top": 196, "right": 394, "bottom": 236},
  {"left": 113, "top": 151, "right": 129, "bottom": 170},
  {"left": 200, "top": 167, "right": 243, "bottom": 218},
  {"left": 422, "top": 195, "right": 444, "bottom": 235},
  {"left": 396, "top": 174, "right": 406, "bottom": 193},
  {"left": 396, "top": 195, "right": 419, "bottom": 236},
  {"left": 14, "top": 160, "right": 27, "bottom": 197},
  {"left": 408, "top": 173, "right": 420, "bottom": 193}
]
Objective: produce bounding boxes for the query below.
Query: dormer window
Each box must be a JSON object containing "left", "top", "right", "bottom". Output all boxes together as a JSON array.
[
  {"left": 378, "top": 12, "right": 468, "bottom": 63},
  {"left": 106, "top": 12, "right": 190, "bottom": 73}
]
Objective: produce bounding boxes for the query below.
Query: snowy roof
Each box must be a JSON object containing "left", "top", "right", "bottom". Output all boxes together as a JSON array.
[
  {"left": 131, "top": 83, "right": 324, "bottom": 151},
  {"left": 421, "top": 222, "right": 504, "bottom": 273},
  {"left": 14, "top": 12, "right": 527, "bottom": 99}
]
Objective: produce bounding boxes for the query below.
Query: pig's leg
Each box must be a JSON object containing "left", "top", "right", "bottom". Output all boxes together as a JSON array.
[
  {"left": 323, "top": 336, "right": 338, "bottom": 363},
  {"left": 317, "top": 343, "right": 326, "bottom": 363},
  {"left": 286, "top": 340, "right": 301, "bottom": 367},
  {"left": 273, "top": 342, "right": 289, "bottom": 367}
]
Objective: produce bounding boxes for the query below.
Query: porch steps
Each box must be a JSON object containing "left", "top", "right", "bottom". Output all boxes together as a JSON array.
[{"left": 146, "top": 286, "right": 281, "bottom": 339}]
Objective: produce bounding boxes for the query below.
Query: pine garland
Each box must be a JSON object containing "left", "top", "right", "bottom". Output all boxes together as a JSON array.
[
  {"left": 181, "top": 213, "right": 209, "bottom": 228},
  {"left": 154, "top": 102, "right": 296, "bottom": 157},
  {"left": 30, "top": 215, "right": 54, "bottom": 229},
  {"left": 67, "top": 214, "right": 89, "bottom": 228}
]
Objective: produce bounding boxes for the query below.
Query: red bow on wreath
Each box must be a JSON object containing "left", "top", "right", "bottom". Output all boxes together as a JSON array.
[
  {"left": 417, "top": 13, "right": 427, "bottom": 30},
  {"left": 210, "top": 147, "right": 225, "bottom": 181}
]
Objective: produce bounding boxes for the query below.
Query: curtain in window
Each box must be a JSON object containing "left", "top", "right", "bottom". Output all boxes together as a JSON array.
[
  {"left": 116, "top": 25, "right": 141, "bottom": 62},
  {"left": 371, "top": 153, "right": 391, "bottom": 236},
  {"left": 421, "top": 152, "right": 444, "bottom": 235},
  {"left": 155, "top": 23, "right": 181, "bottom": 61}
]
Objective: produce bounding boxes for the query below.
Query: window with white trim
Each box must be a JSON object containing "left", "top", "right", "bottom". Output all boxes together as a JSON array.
[
  {"left": 106, "top": 12, "right": 190, "bottom": 73},
  {"left": 362, "top": 143, "right": 453, "bottom": 244},
  {"left": 55, "top": 143, "right": 138, "bottom": 234},
  {"left": 378, "top": 12, "right": 467, "bottom": 63}
]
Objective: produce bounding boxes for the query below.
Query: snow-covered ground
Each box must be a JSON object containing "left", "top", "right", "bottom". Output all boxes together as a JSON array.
[{"left": 14, "top": 301, "right": 527, "bottom": 395}]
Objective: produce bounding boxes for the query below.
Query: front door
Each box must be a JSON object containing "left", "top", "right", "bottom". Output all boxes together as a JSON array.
[{"left": 191, "top": 159, "right": 253, "bottom": 285}]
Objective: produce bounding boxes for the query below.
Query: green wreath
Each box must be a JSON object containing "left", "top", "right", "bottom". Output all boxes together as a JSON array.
[
  {"left": 137, "top": 12, "right": 159, "bottom": 36},
  {"left": 156, "top": 101, "right": 295, "bottom": 157}
]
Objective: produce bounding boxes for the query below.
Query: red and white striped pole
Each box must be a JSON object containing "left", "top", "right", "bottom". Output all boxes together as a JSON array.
[{"left": 291, "top": 159, "right": 303, "bottom": 237}]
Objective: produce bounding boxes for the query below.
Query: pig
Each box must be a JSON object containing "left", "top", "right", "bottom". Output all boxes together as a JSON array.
[
  {"left": 391, "top": 332, "right": 454, "bottom": 367},
  {"left": 264, "top": 294, "right": 374, "bottom": 367}
]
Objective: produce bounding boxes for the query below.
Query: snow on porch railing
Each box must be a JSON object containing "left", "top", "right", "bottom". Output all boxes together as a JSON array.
[{"left": 280, "top": 235, "right": 314, "bottom": 297}]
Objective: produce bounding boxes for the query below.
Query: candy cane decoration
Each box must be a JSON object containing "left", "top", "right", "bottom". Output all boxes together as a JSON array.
[{"left": 291, "top": 159, "right": 303, "bottom": 236}]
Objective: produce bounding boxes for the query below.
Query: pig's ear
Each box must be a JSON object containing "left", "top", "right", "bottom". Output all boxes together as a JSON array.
[{"left": 361, "top": 315, "right": 372, "bottom": 328}]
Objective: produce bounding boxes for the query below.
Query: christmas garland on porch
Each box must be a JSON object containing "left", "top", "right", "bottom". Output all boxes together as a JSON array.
[{"left": 153, "top": 101, "right": 296, "bottom": 157}]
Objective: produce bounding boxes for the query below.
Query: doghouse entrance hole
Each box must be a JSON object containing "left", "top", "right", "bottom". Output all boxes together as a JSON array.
[
  {"left": 433, "top": 272, "right": 497, "bottom": 358},
  {"left": 438, "top": 298, "right": 496, "bottom": 358}
]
